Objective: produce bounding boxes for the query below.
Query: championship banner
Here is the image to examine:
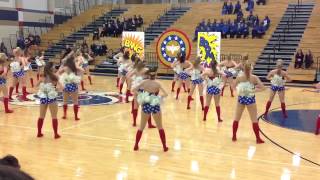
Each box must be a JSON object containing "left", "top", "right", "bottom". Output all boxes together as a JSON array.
[
  {"left": 197, "top": 32, "right": 221, "bottom": 66},
  {"left": 122, "top": 31, "right": 144, "bottom": 59},
  {"left": 156, "top": 29, "right": 191, "bottom": 67}
]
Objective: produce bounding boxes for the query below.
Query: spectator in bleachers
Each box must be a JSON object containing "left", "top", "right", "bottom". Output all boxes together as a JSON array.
[
  {"left": 234, "top": 1, "right": 241, "bottom": 14},
  {"left": 222, "top": 2, "right": 228, "bottom": 15},
  {"left": 257, "top": 22, "right": 266, "bottom": 38},
  {"left": 138, "top": 15, "right": 143, "bottom": 26},
  {"left": 34, "top": 35, "right": 41, "bottom": 45},
  {"left": 263, "top": 15, "right": 271, "bottom": 30},
  {"left": 251, "top": 24, "right": 259, "bottom": 38},
  {"left": 253, "top": 15, "right": 260, "bottom": 27},
  {"left": 304, "top": 50, "right": 314, "bottom": 69},
  {"left": 242, "top": 23, "right": 249, "bottom": 38},
  {"left": 236, "top": 9, "right": 244, "bottom": 22},
  {"left": 256, "top": 0, "right": 266, "bottom": 5},
  {"left": 0, "top": 42, "right": 7, "bottom": 55},
  {"left": 229, "top": 22, "right": 237, "bottom": 38},
  {"left": 221, "top": 20, "right": 229, "bottom": 38},
  {"left": 246, "top": 0, "right": 254, "bottom": 12},
  {"left": 247, "top": 11, "right": 255, "bottom": 27},
  {"left": 294, "top": 49, "right": 304, "bottom": 68},
  {"left": 193, "top": 23, "right": 201, "bottom": 41},
  {"left": 228, "top": 2, "right": 234, "bottom": 14},
  {"left": 16, "top": 36, "right": 25, "bottom": 49},
  {"left": 93, "top": 28, "right": 100, "bottom": 40}
]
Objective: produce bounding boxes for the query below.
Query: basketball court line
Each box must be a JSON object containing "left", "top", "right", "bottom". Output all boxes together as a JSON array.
[{"left": 259, "top": 100, "right": 320, "bottom": 167}]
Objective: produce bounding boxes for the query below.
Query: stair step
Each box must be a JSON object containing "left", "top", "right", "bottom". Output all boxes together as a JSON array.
[{"left": 261, "top": 51, "right": 295, "bottom": 55}]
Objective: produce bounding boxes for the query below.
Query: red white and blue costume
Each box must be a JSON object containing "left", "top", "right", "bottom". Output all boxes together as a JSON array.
[
  {"left": 237, "top": 81, "right": 256, "bottom": 105},
  {"left": 59, "top": 72, "right": 81, "bottom": 93},
  {"left": 37, "top": 82, "right": 58, "bottom": 105}
]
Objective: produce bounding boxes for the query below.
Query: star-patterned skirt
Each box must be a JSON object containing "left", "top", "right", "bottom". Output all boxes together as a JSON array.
[
  {"left": 192, "top": 78, "right": 204, "bottom": 85},
  {"left": 224, "top": 70, "right": 233, "bottom": 78},
  {"left": 13, "top": 70, "right": 25, "bottom": 78},
  {"left": 64, "top": 83, "right": 78, "bottom": 93},
  {"left": 0, "top": 78, "right": 6, "bottom": 85},
  {"left": 207, "top": 86, "right": 221, "bottom": 95},
  {"left": 82, "top": 63, "right": 89, "bottom": 69},
  {"left": 142, "top": 103, "right": 161, "bottom": 114},
  {"left": 238, "top": 96, "right": 256, "bottom": 105},
  {"left": 178, "top": 72, "right": 189, "bottom": 80},
  {"left": 40, "top": 98, "right": 57, "bottom": 105},
  {"left": 271, "top": 85, "right": 285, "bottom": 92}
]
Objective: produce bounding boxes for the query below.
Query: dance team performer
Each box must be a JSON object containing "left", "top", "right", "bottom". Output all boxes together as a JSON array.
[
  {"left": 113, "top": 47, "right": 125, "bottom": 87},
  {"left": 171, "top": 58, "right": 187, "bottom": 93},
  {"left": 232, "top": 61, "right": 265, "bottom": 144},
  {"left": 202, "top": 60, "right": 224, "bottom": 122},
  {"left": 133, "top": 67, "right": 169, "bottom": 152},
  {"left": 264, "top": 59, "right": 291, "bottom": 118},
  {"left": 0, "top": 53, "right": 13, "bottom": 113},
  {"left": 58, "top": 55, "right": 83, "bottom": 121},
  {"left": 35, "top": 51, "right": 45, "bottom": 81},
  {"left": 74, "top": 50, "right": 87, "bottom": 91},
  {"left": 117, "top": 51, "right": 132, "bottom": 100},
  {"left": 186, "top": 57, "right": 205, "bottom": 110},
  {"left": 128, "top": 60, "right": 156, "bottom": 128},
  {"left": 82, "top": 53, "right": 93, "bottom": 85},
  {"left": 36, "top": 62, "right": 60, "bottom": 139},
  {"left": 22, "top": 49, "right": 34, "bottom": 88},
  {"left": 219, "top": 58, "right": 237, "bottom": 97},
  {"left": 171, "top": 53, "right": 192, "bottom": 100},
  {"left": 8, "top": 48, "right": 28, "bottom": 101}
]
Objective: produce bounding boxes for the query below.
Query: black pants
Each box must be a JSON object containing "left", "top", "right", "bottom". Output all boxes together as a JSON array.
[{"left": 295, "top": 60, "right": 303, "bottom": 68}]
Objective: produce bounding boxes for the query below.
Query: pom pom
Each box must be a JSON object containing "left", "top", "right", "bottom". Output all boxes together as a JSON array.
[
  {"left": 236, "top": 82, "right": 255, "bottom": 97},
  {"left": 10, "top": 62, "right": 21, "bottom": 72},
  {"left": 271, "top": 74, "right": 285, "bottom": 87}
]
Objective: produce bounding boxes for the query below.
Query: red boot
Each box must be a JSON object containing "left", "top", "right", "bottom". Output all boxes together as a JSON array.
[
  {"left": 62, "top": 105, "right": 68, "bottom": 119},
  {"left": 252, "top": 122, "right": 265, "bottom": 144},
  {"left": 15, "top": 83, "right": 19, "bottom": 94},
  {"left": 281, "top": 103, "right": 288, "bottom": 118},
  {"left": 37, "top": 118, "right": 44, "bottom": 137},
  {"left": 232, "top": 121, "right": 239, "bottom": 141},
  {"left": 132, "top": 109, "right": 138, "bottom": 127},
  {"left": 88, "top": 76, "right": 92, "bottom": 85},
  {"left": 119, "top": 83, "right": 123, "bottom": 94},
  {"left": 264, "top": 101, "right": 272, "bottom": 116},
  {"left": 52, "top": 118, "right": 61, "bottom": 139},
  {"left": 203, "top": 106, "right": 209, "bottom": 121},
  {"left": 4, "top": 98, "right": 13, "bottom": 113},
  {"left": 199, "top": 96, "right": 204, "bottom": 110},
  {"left": 21, "top": 86, "right": 28, "bottom": 101},
  {"left": 176, "top": 88, "right": 180, "bottom": 100},
  {"left": 171, "top": 81, "right": 176, "bottom": 92},
  {"left": 216, "top": 106, "right": 222, "bottom": 122},
  {"left": 187, "top": 95, "right": 193, "bottom": 109},
  {"left": 81, "top": 80, "right": 86, "bottom": 91},
  {"left": 159, "top": 129, "right": 169, "bottom": 152},
  {"left": 9, "top": 87, "right": 14, "bottom": 100},
  {"left": 125, "top": 89, "right": 130, "bottom": 103},
  {"left": 73, "top": 105, "right": 80, "bottom": 121},
  {"left": 134, "top": 130, "right": 143, "bottom": 151}
]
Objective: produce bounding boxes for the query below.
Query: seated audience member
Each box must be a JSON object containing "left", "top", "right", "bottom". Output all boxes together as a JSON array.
[
  {"left": 236, "top": 9, "right": 244, "bottom": 22},
  {"left": 227, "top": 2, "right": 234, "bottom": 14},
  {"left": 251, "top": 24, "right": 259, "bottom": 38},
  {"left": 263, "top": 16, "right": 271, "bottom": 30},
  {"left": 200, "top": 19, "right": 206, "bottom": 27},
  {"left": 34, "top": 35, "right": 41, "bottom": 45},
  {"left": 193, "top": 23, "right": 201, "bottom": 41},
  {"left": 247, "top": 11, "right": 255, "bottom": 27},
  {"left": 256, "top": 0, "right": 266, "bottom": 5},
  {"left": 138, "top": 15, "right": 143, "bottom": 26},
  {"left": 294, "top": 49, "right": 304, "bottom": 68},
  {"left": 106, "top": 22, "right": 114, "bottom": 37},
  {"left": 101, "top": 41, "right": 108, "bottom": 56},
  {"left": 234, "top": 1, "right": 241, "bottom": 14},
  {"left": 0, "top": 42, "right": 8, "bottom": 55},
  {"left": 0, "top": 155, "right": 20, "bottom": 169},
  {"left": 17, "top": 36, "right": 25, "bottom": 49},
  {"left": 229, "top": 22, "right": 237, "bottom": 38},
  {"left": 246, "top": 0, "right": 254, "bottom": 11},
  {"left": 253, "top": 15, "right": 260, "bottom": 27},
  {"left": 221, "top": 21, "right": 229, "bottom": 38},
  {"left": 93, "top": 28, "right": 100, "bottom": 40},
  {"left": 304, "top": 50, "right": 314, "bottom": 69},
  {"left": 0, "top": 165, "right": 34, "bottom": 180},
  {"left": 222, "top": 2, "right": 228, "bottom": 15},
  {"left": 243, "top": 25, "right": 249, "bottom": 38},
  {"left": 257, "top": 22, "right": 266, "bottom": 38},
  {"left": 211, "top": 19, "right": 217, "bottom": 31}
]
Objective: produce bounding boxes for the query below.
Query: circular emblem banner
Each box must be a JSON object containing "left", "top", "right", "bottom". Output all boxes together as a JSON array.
[{"left": 156, "top": 29, "right": 191, "bottom": 67}]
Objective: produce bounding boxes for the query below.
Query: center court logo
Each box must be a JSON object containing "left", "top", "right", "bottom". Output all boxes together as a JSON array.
[{"left": 10, "top": 91, "right": 120, "bottom": 106}]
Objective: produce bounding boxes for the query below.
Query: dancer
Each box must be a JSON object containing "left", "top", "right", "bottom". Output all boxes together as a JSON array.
[
  {"left": 133, "top": 67, "right": 169, "bottom": 152},
  {"left": 35, "top": 51, "right": 45, "bottom": 80},
  {"left": 171, "top": 53, "right": 192, "bottom": 100},
  {"left": 83, "top": 53, "right": 93, "bottom": 85},
  {"left": 202, "top": 61, "right": 224, "bottom": 122},
  {"left": 22, "top": 49, "right": 34, "bottom": 89},
  {"left": 36, "top": 62, "right": 60, "bottom": 139},
  {"left": 128, "top": 60, "right": 156, "bottom": 128},
  {"left": 118, "top": 51, "right": 132, "bottom": 103},
  {"left": 232, "top": 61, "right": 265, "bottom": 144},
  {"left": 58, "top": 56, "right": 83, "bottom": 121},
  {"left": 113, "top": 47, "right": 125, "bottom": 87},
  {"left": 264, "top": 59, "right": 291, "bottom": 118},
  {"left": 219, "top": 57, "right": 237, "bottom": 97},
  {"left": 74, "top": 50, "right": 87, "bottom": 91},
  {"left": 171, "top": 59, "right": 187, "bottom": 93},
  {"left": 0, "top": 53, "right": 13, "bottom": 113},
  {"left": 8, "top": 48, "right": 28, "bottom": 101},
  {"left": 186, "top": 57, "right": 205, "bottom": 110}
]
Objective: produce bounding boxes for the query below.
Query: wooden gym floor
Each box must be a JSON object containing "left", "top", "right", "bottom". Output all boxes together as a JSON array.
[{"left": 0, "top": 75, "right": 319, "bottom": 180}]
